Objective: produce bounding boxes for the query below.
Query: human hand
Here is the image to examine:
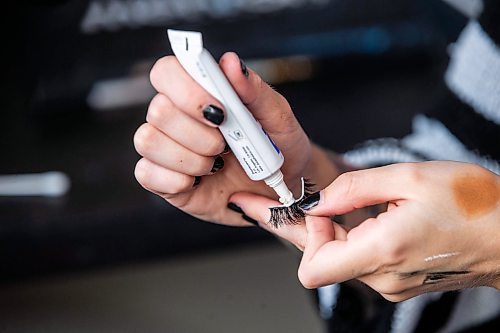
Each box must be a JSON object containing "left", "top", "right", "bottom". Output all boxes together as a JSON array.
[
  {"left": 134, "top": 52, "right": 339, "bottom": 240},
  {"left": 297, "top": 161, "right": 500, "bottom": 301}
]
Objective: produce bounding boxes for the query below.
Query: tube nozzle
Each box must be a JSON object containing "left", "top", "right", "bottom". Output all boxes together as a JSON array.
[{"left": 264, "top": 170, "right": 295, "bottom": 207}]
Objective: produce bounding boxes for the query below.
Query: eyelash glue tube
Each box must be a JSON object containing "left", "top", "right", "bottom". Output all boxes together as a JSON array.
[{"left": 167, "top": 29, "right": 295, "bottom": 206}]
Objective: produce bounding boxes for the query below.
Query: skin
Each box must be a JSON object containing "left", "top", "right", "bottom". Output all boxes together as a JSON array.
[
  {"left": 134, "top": 53, "right": 500, "bottom": 301},
  {"left": 452, "top": 170, "right": 499, "bottom": 219},
  {"left": 134, "top": 52, "right": 340, "bottom": 244},
  {"left": 296, "top": 162, "right": 500, "bottom": 301}
]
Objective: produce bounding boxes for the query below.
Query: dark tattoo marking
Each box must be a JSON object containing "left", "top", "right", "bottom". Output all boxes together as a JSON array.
[
  {"left": 399, "top": 270, "right": 471, "bottom": 285},
  {"left": 398, "top": 270, "right": 426, "bottom": 279},
  {"left": 423, "top": 271, "right": 470, "bottom": 284}
]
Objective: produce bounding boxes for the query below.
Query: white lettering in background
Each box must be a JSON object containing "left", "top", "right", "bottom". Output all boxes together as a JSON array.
[{"left": 80, "top": 0, "right": 330, "bottom": 34}]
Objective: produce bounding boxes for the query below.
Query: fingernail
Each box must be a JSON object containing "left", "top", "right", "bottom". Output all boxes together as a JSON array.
[
  {"left": 227, "top": 202, "right": 244, "bottom": 214},
  {"left": 222, "top": 142, "right": 231, "bottom": 155},
  {"left": 242, "top": 214, "right": 259, "bottom": 226},
  {"left": 210, "top": 156, "right": 225, "bottom": 174},
  {"left": 298, "top": 191, "right": 320, "bottom": 211},
  {"left": 203, "top": 105, "right": 224, "bottom": 125},
  {"left": 193, "top": 176, "right": 202, "bottom": 187},
  {"left": 240, "top": 59, "right": 249, "bottom": 78}
]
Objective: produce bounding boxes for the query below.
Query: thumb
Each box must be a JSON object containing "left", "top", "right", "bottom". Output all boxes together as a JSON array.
[
  {"left": 298, "top": 216, "right": 378, "bottom": 288},
  {"left": 219, "top": 52, "right": 297, "bottom": 134},
  {"left": 303, "top": 215, "right": 336, "bottom": 257},
  {"left": 303, "top": 163, "right": 416, "bottom": 216}
]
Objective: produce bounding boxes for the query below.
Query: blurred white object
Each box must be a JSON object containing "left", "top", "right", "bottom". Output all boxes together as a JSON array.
[
  {"left": 443, "top": 0, "right": 483, "bottom": 18},
  {"left": 87, "top": 75, "right": 154, "bottom": 111},
  {"left": 0, "top": 172, "right": 71, "bottom": 197}
]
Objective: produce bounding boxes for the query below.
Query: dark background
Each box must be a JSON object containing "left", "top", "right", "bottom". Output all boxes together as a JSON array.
[{"left": 1, "top": 0, "right": 467, "bottom": 282}]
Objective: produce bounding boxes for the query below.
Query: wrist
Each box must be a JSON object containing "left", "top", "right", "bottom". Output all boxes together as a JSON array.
[{"left": 304, "top": 144, "right": 345, "bottom": 190}]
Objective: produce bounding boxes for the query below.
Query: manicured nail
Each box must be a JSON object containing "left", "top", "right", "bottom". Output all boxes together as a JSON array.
[
  {"left": 210, "top": 156, "right": 225, "bottom": 174},
  {"left": 203, "top": 105, "right": 224, "bottom": 125},
  {"left": 298, "top": 191, "right": 320, "bottom": 211},
  {"left": 193, "top": 176, "right": 202, "bottom": 187},
  {"left": 227, "top": 202, "right": 244, "bottom": 214},
  {"left": 222, "top": 142, "right": 231, "bottom": 155},
  {"left": 240, "top": 59, "right": 249, "bottom": 78},
  {"left": 242, "top": 214, "right": 259, "bottom": 226}
]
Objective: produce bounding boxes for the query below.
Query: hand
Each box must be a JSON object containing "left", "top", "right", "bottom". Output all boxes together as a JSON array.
[
  {"left": 297, "top": 161, "right": 500, "bottom": 301},
  {"left": 134, "top": 52, "right": 339, "bottom": 245}
]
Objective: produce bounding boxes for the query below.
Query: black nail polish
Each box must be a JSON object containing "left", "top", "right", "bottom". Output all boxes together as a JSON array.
[
  {"left": 242, "top": 214, "right": 259, "bottom": 226},
  {"left": 203, "top": 105, "right": 224, "bottom": 125},
  {"left": 210, "top": 156, "right": 225, "bottom": 174},
  {"left": 240, "top": 59, "right": 249, "bottom": 78},
  {"left": 298, "top": 191, "right": 320, "bottom": 211},
  {"left": 227, "top": 202, "right": 244, "bottom": 214},
  {"left": 193, "top": 176, "right": 202, "bottom": 187},
  {"left": 222, "top": 142, "right": 231, "bottom": 154}
]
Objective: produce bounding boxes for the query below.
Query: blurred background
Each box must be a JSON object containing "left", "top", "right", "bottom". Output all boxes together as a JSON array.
[{"left": 1, "top": 0, "right": 470, "bottom": 331}]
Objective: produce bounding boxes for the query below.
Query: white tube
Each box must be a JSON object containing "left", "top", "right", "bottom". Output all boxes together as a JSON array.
[
  {"left": 0, "top": 172, "right": 70, "bottom": 197},
  {"left": 168, "top": 29, "right": 295, "bottom": 205}
]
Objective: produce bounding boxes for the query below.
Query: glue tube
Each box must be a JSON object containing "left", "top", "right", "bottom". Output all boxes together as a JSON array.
[{"left": 168, "top": 29, "right": 295, "bottom": 206}]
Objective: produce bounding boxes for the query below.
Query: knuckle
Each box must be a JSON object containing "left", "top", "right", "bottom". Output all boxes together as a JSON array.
[
  {"left": 134, "top": 123, "right": 157, "bottom": 156},
  {"left": 150, "top": 56, "right": 176, "bottom": 89},
  {"left": 146, "top": 94, "right": 173, "bottom": 124},
  {"left": 400, "top": 163, "right": 423, "bottom": 186},
  {"left": 337, "top": 172, "right": 358, "bottom": 201},
  {"left": 172, "top": 175, "right": 193, "bottom": 193},
  {"left": 297, "top": 264, "right": 319, "bottom": 289},
  {"left": 204, "top": 136, "right": 225, "bottom": 156},
  {"left": 199, "top": 156, "right": 215, "bottom": 175},
  {"left": 379, "top": 239, "right": 405, "bottom": 266},
  {"left": 181, "top": 155, "right": 213, "bottom": 176}
]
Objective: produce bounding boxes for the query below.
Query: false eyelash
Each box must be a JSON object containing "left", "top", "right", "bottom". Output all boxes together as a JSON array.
[
  {"left": 268, "top": 179, "right": 316, "bottom": 228},
  {"left": 269, "top": 204, "right": 304, "bottom": 229},
  {"left": 302, "top": 179, "right": 316, "bottom": 198}
]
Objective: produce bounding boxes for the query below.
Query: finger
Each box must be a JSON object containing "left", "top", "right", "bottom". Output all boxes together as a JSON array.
[
  {"left": 150, "top": 56, "right": 225, "bottom": 127},
  {"left": 229, "top": 192, "right": 308, "bottom": 251},
  {"left": 146, "top": 94, "right": 226, "bottom": 156},
  {"left": 134, "top": 123, "right": 220, "bottom": 176},
  {"left": 298, "top": 221, "right": 379, "bottom": 289},
  {"left": 303, "top": 216, "right": 335, "bottom": 258},
  {"left": 219, "top": 52, "right": 299, "bottom": 136},
  {"left": 304, "top": 163, "right": 419, "bottom": 216},
  {"left": 134, "top": 158, "right": 198, "bottom": 195}
]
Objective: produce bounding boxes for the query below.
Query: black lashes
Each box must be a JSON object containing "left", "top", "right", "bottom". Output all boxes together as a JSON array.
[
  {"left": 268, "top": 179, "right": 316, "bottom": 228},
  {"left": 302, "top": 179, "right": 316, "bottom": 197},
  {"left": 269, "top": 204, "right": 304, "bottom": 228}
]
